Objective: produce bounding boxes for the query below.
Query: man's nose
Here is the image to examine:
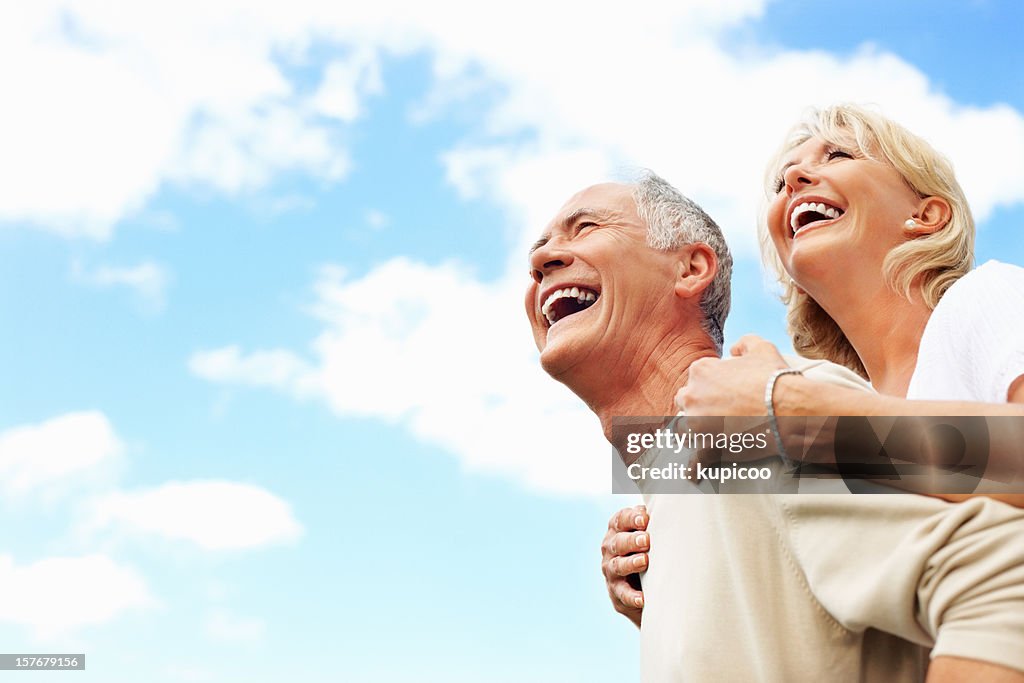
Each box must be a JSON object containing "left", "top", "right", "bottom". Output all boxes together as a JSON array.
[{"left": 529, "top": 240, "right": 574, "bottom": 283}]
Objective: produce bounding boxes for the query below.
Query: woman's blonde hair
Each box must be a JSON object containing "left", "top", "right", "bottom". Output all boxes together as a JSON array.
[{"left": 759, "top": 104, "right": 975, "bottom": 377}]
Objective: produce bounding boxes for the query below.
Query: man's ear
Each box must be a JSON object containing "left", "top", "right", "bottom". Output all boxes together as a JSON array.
[
  {"left": 674, "top": 243, "right": 717, "bottom": 301},
  {"left": 906, "top": 196, "right": 953, "bottom": 236}
]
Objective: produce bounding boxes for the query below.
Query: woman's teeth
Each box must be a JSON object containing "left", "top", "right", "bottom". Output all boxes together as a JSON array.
[{"left": 791, "top": 201, "right": 843, "bottom": 234}]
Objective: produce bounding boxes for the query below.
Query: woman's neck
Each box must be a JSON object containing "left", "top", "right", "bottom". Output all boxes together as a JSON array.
[{"left": 813, "top": 281, "right": 932, "bottom": 397}]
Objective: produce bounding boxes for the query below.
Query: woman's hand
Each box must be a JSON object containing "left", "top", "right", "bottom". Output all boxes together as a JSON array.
[
  {"left": 601, "top": 505, "right": 649, "bottom": 629},
  {"left": 676, "top": 335, "right": 789, "bottom": 416}
]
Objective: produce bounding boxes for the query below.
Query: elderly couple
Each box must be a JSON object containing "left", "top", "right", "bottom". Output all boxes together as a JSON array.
[{"left": 524, "top": 104, "right": 1024, "bottom": 682}]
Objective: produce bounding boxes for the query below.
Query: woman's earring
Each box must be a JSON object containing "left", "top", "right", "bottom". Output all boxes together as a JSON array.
[{"left": 905, "top": 218, "right": 918, "bottom": 229}]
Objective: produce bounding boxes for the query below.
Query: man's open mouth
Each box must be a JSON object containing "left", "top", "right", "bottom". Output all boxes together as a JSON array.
[
  {"left": 542, "top": 286, "right": 599, "bottom": 326},
  {"left": 790, "top": 201, "right": 844, "bottom": 236}
]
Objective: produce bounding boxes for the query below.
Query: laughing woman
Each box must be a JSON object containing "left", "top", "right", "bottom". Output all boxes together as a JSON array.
[
  {"left": 601, "top": 105, "right": 1024, "bottom": 657},
  {"left": 676, "top": 104, "right": 1024, "bottom": 447}
]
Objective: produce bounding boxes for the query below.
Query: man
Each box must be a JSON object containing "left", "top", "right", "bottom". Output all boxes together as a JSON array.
[{"left": 525, "top": 171, "right": 1024, "bottom": 681}]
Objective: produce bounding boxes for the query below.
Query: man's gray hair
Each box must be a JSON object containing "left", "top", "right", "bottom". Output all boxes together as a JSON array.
[{"left": 632, "top": 170, "right": 733, "bottom": 350}]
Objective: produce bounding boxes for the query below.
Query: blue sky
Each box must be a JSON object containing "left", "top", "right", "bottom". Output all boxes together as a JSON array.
[{"left": 1, "top": 1, "right": 1023, "bottom": 681}]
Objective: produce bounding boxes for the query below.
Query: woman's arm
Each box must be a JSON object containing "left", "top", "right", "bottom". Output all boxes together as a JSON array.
[
  {"left": 677, "top": 335, "right": 1024, "bottom": 418},
  {"left": 773, "top": 375, "right": 1024, "bottom": 506},
  {"left": 676, "top": 336, "right": 1024, "bottom": 504},
  {"left": 772, "top": 368, "right": 1024, "bottom": 418}
]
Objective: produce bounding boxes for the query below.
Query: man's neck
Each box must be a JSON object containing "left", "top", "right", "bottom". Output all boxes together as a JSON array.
[{"left": 582, "top": 332, "right": 719, "bottom": 444}]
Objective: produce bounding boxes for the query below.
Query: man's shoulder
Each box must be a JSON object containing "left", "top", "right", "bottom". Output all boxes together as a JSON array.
[{"left": 781, "top": 354, "right": 874, "bottom": 393}]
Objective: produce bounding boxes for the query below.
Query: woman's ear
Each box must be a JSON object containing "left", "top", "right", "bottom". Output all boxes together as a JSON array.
[
  {"left": 906, "top": 196, "right": 953, "bottom": 236},
  {"left": 675, "top": 243, "right": 718, "bottom": 301}
]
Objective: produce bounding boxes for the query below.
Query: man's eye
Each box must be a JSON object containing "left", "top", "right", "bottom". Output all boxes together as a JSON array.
[
  {"left": 576, "top": 221, "right": 598, "bottom": 232},
  {"left": 827, "top": 149, "right": 853, "bottom": 161}
]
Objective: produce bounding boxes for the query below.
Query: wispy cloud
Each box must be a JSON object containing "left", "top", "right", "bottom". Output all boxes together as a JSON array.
[
  {"left": 72, "top": 260, "right": 171, "bottom": 312},
  {"left": 190, "top": 260, "right": 609, "bottom": 497},
  {"left": 365, "top": 208, "right": 389, "bottom": 230},
  {"left": 0, "top": 411, "right": 123, "bottom": 500},
  {"left": 83, "top": 480, "right": 304, "bottom": 551},
  {"left": 1, "top": 410, "right": 303, "bottom": 640},
  {"left": 203, "top": 608, "right": 267, "bottom": 643},
  {"left": 0, "top": 553, "right": 156, "bottom": 640},
  {"left": 189, "top": 345, "right": 315, "bottom": 395}
]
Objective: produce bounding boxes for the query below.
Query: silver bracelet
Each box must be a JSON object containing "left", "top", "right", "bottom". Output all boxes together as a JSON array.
[{"left": 765, "top": 367, "right": 803, "bottom": 465}]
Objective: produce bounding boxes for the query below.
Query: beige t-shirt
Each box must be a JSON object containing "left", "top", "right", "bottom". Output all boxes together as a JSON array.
[{"left": 638, "top": 357, "right": 1024, "bottom": 682}]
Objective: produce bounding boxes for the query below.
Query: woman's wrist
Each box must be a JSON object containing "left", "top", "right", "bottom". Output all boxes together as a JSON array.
[{"left": 771, "top": 373, "right": 819, "bottom": 415}]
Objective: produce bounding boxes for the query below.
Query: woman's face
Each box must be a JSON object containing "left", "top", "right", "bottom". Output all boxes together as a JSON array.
[{"left": 765, "top": 135, "right": 922, "bottom": 297}]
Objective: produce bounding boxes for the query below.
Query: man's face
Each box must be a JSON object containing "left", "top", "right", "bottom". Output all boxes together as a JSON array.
[{"left": 524, "top": 183, "right": 682, "bottom": 380}]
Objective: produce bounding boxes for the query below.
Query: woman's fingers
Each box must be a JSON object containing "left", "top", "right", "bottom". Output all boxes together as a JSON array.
[
  {"left": 603, "top": 506, "right": 649, "bottom": 625},
  {"left": 604, "top": 530, "right": 650, "bottom": 563},
  {"left": 730, "top": 334, "right": 773, "bottom": 357},
  {"left": 608, "top": 504, "right": 648, "bottom": 533},
  {"left": 610, "top": 575, "right": 645, "bottom": 609},
  {"left": 609, "top": 549, "right": 649, "bottom": 576}
]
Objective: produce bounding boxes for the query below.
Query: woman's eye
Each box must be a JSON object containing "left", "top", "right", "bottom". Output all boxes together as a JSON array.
[
  {"left": 772, "top": 177, "right": 785, "bottom": 193},
  {"left": 827, "top": 149, "right": 853, "bottom": 161}
]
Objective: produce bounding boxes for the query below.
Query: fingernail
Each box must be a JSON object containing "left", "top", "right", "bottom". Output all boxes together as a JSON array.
[
  {"left": 634, "top": 515, "right": 645, "bottom": 527},
  {"left": 633, "top": 555, "right": 647, "bottom": 569},
  {"left": 637, "top": 533, "right": 648, "bottom": 548},
  {"left": 634, "top": 596, "right": 644, "bottom": 607}
]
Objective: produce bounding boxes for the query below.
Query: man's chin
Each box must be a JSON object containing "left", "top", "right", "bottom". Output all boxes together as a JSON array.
[{"left": 539, "top": 335, "right": 587, "bottom": 382}]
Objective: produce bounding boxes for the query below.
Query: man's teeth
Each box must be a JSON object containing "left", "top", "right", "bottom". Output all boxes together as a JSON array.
[
  {"left": 790, "top": 201, "right": 843, "bottom": 233},
  {"left": 542, "top": 287, "right": 598, "bottom": 325}
]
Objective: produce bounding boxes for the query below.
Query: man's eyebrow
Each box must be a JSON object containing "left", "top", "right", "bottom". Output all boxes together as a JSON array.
[
  {"left": 562, "top": 207, "right": 609, "bottom": 228},
  {"left": 528, "top": 207, "right": 612, "bottom": 257}
]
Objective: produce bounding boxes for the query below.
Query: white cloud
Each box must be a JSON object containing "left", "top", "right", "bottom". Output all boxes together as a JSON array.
[
  {"left": 2, "top": 1, "right": 1021, "bottom": 241},
  {"left": 0, "top": 553, "right": 156, "bottom": 639},
  {"left": 0, "top": 410, "right": 303, "bottom": 642},
  {"left": 0, "top": 411, "right": 123, "bottom": 500},
  {"left": 84, "top": 480, "right": 304, "bottom": 550},
  {"left": 203, "top": 608, "right": 266, "bottom": 643},
  {"left": 192, "top": 260, "right": 608, "bottom": 496},
  {"left": 311, "top": 50, "right": 383, "bottom": 123},
  {"left": 0, "top": 1, "right": 366, "bottom": 238},
  {"left": 72, "top": 260, "right": 170, "bottom": 312},
  {"left": 434, "top": 44, "right": 1024, "bottom": 255},
  {"left": 189, "top": 345, "right": 315, "bottom": 395}
]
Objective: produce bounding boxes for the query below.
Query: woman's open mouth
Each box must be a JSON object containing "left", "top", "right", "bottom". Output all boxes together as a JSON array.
[{"left": 790, "top": 201, "right": 844, "bottom": 236}]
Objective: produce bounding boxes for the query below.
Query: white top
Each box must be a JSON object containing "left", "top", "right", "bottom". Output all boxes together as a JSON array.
[{"left": 907, "top": 260, "right": 1024, "bottom": 402}]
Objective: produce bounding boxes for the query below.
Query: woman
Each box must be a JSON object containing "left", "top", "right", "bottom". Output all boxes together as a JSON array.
[{"left": 602, "top": 103, "right": 1024, "bottom": 627}]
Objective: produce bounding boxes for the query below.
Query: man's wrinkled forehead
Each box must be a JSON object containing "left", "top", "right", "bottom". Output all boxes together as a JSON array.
[{"left": 529, "top": 182, "right": 638, "bottom": 257}]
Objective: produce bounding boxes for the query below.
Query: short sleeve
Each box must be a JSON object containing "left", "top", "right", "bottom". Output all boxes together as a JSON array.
[
  {"left": 783, "top": 355, "right": 874, "bottom": 393},
  {"left": 780, "top": 494, "right": 1024, "bottom": 673},
  {"left": 908, "top": 261, "right": 1024, "bottom": 403}
]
